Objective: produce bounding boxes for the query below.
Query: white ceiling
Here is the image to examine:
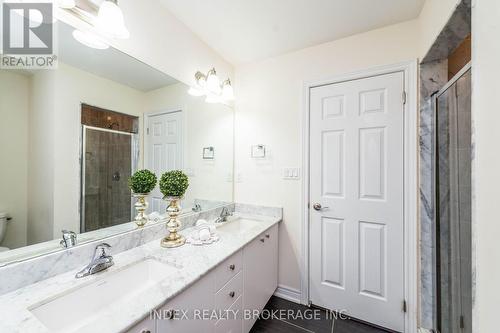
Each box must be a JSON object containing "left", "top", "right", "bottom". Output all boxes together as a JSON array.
[
  {"left": 158, "top": 0, "right": 425, "bottom": 65},
  {"left": 57, "top": 22, "right": 178, "bottom": 91}
]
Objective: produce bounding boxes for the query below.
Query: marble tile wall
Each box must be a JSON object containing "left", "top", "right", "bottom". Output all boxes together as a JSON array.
[
  {"left": 419, "top": 59, "right": 448, "bottom": 329},
  {"left": 422, "top": 0, "right": 471, "bottom": 64}
]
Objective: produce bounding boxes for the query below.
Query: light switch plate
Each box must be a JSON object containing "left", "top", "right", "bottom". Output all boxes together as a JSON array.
[{"left": 283, "top": 167, "right": 300, "bottom": 180}]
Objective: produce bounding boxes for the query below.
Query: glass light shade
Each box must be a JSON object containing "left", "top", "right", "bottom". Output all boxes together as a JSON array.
[
  {"left": 96, "top": 0, "right": 130, "bottom": 39},
  {"left": 221, "top": 81, "right": 234, "bottom": 101},
  {"left": 58, "top": 0, "right": 76, "bottom": 9},
  {"left": 188, "top": 86, "right": 205, "bottom": 97},
  {"left": 206, "top": 71, "right": 221, "bottom": 94},
  {"left": 72, "top": 29, "right": 109, "bottom": 50},
  {"left": 197, "top": 75, "right": 206, "bottom": 88}
]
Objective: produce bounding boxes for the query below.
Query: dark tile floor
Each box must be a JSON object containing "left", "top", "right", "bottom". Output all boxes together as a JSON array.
[{"left": 250, "top": 296, "right": 393, "bottom": 333}]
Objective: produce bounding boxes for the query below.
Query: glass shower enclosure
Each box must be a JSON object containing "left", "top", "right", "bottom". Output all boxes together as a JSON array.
[
  {"left": 434, "top": 64, "right": 472, "bottom": 333},
  {"left": 81, "top": 126, "right": 139, "bottom": 232}
]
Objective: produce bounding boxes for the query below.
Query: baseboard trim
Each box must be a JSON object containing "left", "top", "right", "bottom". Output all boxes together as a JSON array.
[{"left": 274, "top": 285, "right": 302, "bottom": 304}]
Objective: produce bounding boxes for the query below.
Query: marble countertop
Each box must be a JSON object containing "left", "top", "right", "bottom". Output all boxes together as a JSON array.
[{"left": 0, "top": 213, "right": 281, "bottom": 333}]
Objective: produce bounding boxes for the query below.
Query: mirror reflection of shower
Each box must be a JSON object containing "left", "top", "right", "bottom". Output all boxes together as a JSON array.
[{"left": 80, "top": 104, "right": 139, "bottom": 232}]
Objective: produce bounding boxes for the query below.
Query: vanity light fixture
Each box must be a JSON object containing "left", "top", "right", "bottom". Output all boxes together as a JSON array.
[
  {"left": 72, "top": 29, "right": 109, "bottom": 50},
  {"left": 221, "top": 79, "right": 234, "bottom": 101},
  {"left": 206, "top": 68, "right": 221, "bottom": 94},
  {"left": 96, "top": 0, "right": 130, "bottom": 39},
  {"left": 188, "top": 68, "right": 234, "bottom": 103},
  {"left": 187, "top": 71, "right": 207, "bottom": 96},
  {"left": 66, "top": 0, "right": 129, "bottom": 49}
]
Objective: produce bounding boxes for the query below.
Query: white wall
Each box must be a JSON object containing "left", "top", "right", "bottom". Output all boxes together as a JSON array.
[
  {"left": 471, "top": 1, "right": 500, "bottom": 331},
  {"left": 143, "top": 83, "right": 234, "bottom": 207},
  {"left": 28, "top": 70, "right": 56, "bottom": 245},
  {"left": 233, "top": 19, "right": 420, "bottom": 295},
  {"left": 55, "top": 0, "right": 233, "bottom": 88},
  {"left": 0, "top": 71, "right": 29, "bottom": 249}
]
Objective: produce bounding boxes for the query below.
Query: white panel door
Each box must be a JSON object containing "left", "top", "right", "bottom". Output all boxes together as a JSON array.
[
  {"left": 146, "top": 111, "right": 183, "bottom": 214},
  {"left": 309, "top": 72, "right": 405, "bottom": 331}
]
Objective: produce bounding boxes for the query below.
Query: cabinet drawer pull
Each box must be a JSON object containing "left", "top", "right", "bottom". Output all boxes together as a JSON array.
[
  {"left": 141, "top": 330, "right": 151, "bottom": 333},
  {"left": 229, "top": 264, "right": 235, "bottom": 271},
  {"left": 229, "top": 291, "right": 235, "bottom": 298},
  {"left": 265, "top": 234, "right": 270, "bottom": 238},
  {"left": 260, "top": 238, "right": 265, "bottom": 243}
]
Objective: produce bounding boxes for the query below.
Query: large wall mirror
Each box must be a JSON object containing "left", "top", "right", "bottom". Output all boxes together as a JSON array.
[{"left": 0, "top": 21, "right": 234, "bottom": 265}]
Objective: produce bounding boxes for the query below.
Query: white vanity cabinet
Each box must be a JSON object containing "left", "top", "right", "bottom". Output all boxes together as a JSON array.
[
  {"left": 128, "top": 223, "right": 278, "bottom": 333},
  {"left": 242, "top": 224, "right": 279, "bottom": 333}
]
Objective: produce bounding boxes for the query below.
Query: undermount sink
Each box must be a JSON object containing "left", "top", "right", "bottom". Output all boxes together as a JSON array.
[
  {"left": 30, "top": 258, "right": 177, "bottom": 332},
  {"left": 216, "top": 217, "right": 261, "bottom": 235}
]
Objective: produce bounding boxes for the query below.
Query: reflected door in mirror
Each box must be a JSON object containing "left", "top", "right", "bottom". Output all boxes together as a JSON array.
[{"left": 146, "top": 111, "right": 183, "bottom": 214}]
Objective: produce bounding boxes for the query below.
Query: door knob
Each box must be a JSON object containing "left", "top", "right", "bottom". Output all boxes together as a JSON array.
[{"left": 313, "top": 203, "right": 329, "bottom": 211}]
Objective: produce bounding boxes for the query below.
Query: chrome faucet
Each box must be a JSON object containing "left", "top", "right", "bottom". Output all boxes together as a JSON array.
[
  {"left": 215, "top": 207, "right": 232, "bottom": 224},
  {"left": 60, "top": 230, "right": 77, "bottom": 248},
  {"left": 76, "top": 243, "right": 114, "bottom": 278},
  {"left": 192, "top": 203, "right": 202, "bottom": 212}
]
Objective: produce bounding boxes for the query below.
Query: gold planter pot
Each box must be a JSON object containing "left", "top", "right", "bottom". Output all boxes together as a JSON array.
[
  {"left": 132, "top": 193, "right": 150, "bottom": 227},
  {"left": 160, "top": 196, "right": 186, "bottom": 248}
]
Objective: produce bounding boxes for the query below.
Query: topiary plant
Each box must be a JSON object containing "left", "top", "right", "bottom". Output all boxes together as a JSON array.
[
  {"left": 159, "top": 170, "right": 189, "bottom": 198},
  {"left": 128, "top": 169, "right": 157, "bottom": 194}
]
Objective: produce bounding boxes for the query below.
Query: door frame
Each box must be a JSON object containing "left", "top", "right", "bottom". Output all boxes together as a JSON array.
[
  {"left": 300, "top": 60, "right": 418, "bottom": 333},
  {"left": 143, "top": 107, "right": 185, "bottom": 172}
]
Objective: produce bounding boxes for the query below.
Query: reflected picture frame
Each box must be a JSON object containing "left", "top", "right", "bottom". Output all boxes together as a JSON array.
[{"left": 203, "top": 146, "right": 215, "bottom": 159}]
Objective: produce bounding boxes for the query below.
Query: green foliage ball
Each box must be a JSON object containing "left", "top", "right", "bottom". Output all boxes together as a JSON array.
[
  {"left": 159, "top": 170, "right": 189, "bottom": 198},
  {"left": 128, "top": 169, "right": 157, "bottom": 194}
]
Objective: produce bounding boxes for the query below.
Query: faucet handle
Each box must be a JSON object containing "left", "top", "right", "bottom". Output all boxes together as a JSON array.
[
  {"left": 94, "top": 243, "right": 112, "bottom": 258},
  {"left": 60, "top": 230, "right": 77, "bottom": 248}
]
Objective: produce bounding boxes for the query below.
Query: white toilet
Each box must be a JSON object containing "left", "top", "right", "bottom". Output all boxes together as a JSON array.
[{"left": 0, "top": 212, "right": 10, "bottom": 252}]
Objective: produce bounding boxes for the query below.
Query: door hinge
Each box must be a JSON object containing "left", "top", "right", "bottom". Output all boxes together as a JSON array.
[
  {"left": 147, "top": 127, "right": 150, "bottom": 135},
  {"left": 402, "top": 300, "right": 407, "bottom": 313},
  {"left": 402, "top": 91, "right": 407, "bottom": 105},
  {"left": 460, "top": 315, "right": 465, "bottom": 329},
  {"left": 307, "top": 202, "right": 310, "bottom": 209}
]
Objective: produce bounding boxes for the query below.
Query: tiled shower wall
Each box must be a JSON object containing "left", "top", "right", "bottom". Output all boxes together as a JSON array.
[
  {"left": 419, "top": 60, "right": 448, "bottom": 329},
  {"left": 419, "top": 0, "right": 471, "bottom": 329}
]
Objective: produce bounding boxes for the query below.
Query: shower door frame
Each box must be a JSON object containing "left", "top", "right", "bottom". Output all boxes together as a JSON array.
[
  {"left": 433, "top": 61, "right": 472, "bottom": 332},
  {"left": 79, "top": 125, "right": 140, "bottom": 233}
]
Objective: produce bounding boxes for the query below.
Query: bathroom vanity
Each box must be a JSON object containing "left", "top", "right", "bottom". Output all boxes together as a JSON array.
[
  {"left": 130, "top": 223, "right": 278, "bottom": 333},
  {"left": 0, "top": 208, "right": 281, "bottom": 333}
]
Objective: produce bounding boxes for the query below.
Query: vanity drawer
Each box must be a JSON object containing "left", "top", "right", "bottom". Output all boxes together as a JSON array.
[
  {"left": 214, "top": 250, "right": 242, "bottom": 291},
  {"left": 215, "top": 296, "right": 242, "bottom": 333},
  {"left": 216, "top": 271, "right": 243, "bottom": 311}
]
